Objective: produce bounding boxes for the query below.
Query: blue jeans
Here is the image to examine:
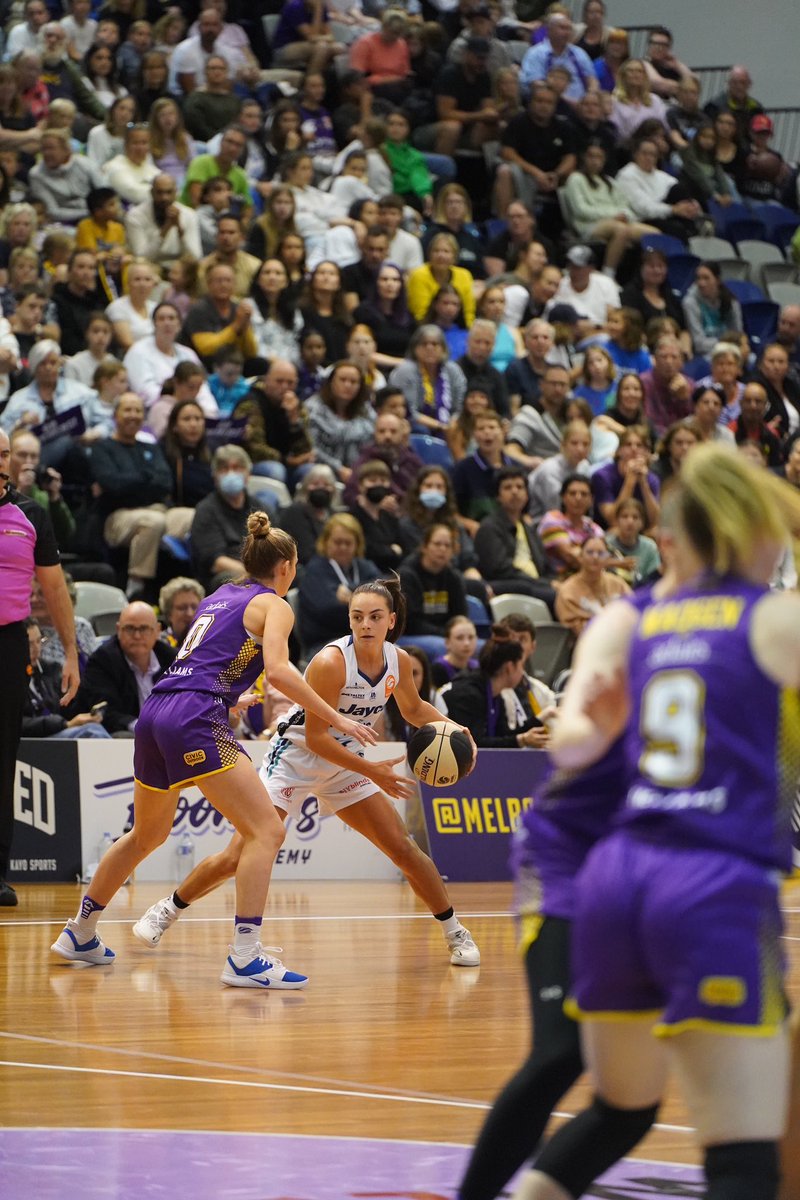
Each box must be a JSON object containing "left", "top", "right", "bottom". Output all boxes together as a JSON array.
[{"left": 52, "top": 724, "right": 112, "bottom": 739}]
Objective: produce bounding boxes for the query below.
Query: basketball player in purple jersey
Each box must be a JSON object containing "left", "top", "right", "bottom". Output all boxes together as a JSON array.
[
  {"left": 509, "top": 445, "right": 800, "bottom": 1200},
  {"left": 460, "top": 574, "right": 675, "bottom": 1200},
  {"left": 51, "top": 513, "right": 379, "bottom": 989},
  {"left": 132, "top": 576, "right": 482, "bottom": 967}
]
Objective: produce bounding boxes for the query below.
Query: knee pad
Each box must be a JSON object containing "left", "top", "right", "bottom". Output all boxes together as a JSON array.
[
  {"left": 535, "top": 1096, "right": 659, "bottom": 1198},
  {"left": 705, "top": 1141, "right": 779, "bottom": 1200}
]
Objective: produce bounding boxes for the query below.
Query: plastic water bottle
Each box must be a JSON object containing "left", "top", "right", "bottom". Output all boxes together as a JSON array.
[
  {"left": 83, "top": 831, "right": 115, "bottom": 884},
  {"left": 174, "top": 832, "right": 195, "bottom": 882}
]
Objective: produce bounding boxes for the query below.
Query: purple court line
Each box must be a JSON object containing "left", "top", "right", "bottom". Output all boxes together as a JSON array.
[{"left": 0, "top": 1129, "right": 703, "bottom": 1199}]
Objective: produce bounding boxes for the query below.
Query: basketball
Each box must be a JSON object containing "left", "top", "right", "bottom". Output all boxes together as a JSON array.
[{"left": 407, "top": 721, "right": 473, "bottom": 787}]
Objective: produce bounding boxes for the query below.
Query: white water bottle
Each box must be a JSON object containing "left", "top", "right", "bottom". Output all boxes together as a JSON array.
[{"left": 174, "top": 831, "right": 195, "bottom": 882}]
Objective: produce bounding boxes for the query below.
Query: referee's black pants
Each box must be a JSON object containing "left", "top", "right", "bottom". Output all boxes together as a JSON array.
[{"left": 0, "top": 622, "right": 29, "bottom": 880}]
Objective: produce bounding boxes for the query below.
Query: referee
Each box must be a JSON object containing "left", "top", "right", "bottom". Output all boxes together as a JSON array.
[{"left": 0, "top": 429, "right": 79, "bottom": 906}]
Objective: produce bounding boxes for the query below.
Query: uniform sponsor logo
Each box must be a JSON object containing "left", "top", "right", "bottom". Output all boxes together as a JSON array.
[
  {"left": 385, "top": 674, "right": 396, "bottom": 694},
  {"left": 183, "top": 749, "right": 207, "bottom": 766},
  {"left": 699, "top": 975, "right": 747, "bottom": 1008},
  {"left": 280, "top": 786, "right": 295, "bottom": 799}
]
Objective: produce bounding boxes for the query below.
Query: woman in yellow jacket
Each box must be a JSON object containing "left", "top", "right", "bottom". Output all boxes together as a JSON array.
[{"left": 406, "top": 232, "right": 476, "bottom": 327}]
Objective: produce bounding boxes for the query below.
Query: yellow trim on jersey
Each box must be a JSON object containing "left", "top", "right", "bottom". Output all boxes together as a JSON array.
[
  {"left": 654, "top": 1017, "right": 787, "bottom": 1039},
  {"left": 518, "top": 913, "right": 544, "bottom": 955},
  {"left": 564, "top": 997, "right": 662, "bottom": 1023},
  {"left": 134, "top": 760, "right": 239, "bottom": 794}
]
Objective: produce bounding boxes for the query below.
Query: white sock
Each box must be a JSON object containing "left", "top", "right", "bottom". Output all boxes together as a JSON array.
[
  {"left": 439, "top": 914, "right": 461, "bottom": 938},
  {"left": 233, "top": 917, "right": 262, "bottom": 954},
  {"left": 510, "top": 1170, "right": 572, "bottom": 1200},
  {"left": 72, "top": 895, "right": 104, "bottom": 937}
]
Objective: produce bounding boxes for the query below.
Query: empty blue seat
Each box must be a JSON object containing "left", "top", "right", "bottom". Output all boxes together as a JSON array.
[
  {"left": 726, "top": 218, "right": 766, "bottom": 244},
  {"left": 666, "top": 253, "right": 701, "bottom": 296},
  {"left": 741, "top": 299, "right": 780, "bottom": 348},
  {"left": 641, "top": 233, "right": 685, "bottom": 258},
  {"left": 466, "top": 592, "right": 492, "bottom": 636},
  {"left": 726, "top": 279, "right": 766, "bottom": 303}
]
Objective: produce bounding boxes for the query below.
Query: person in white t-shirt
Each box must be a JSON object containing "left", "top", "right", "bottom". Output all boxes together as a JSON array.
[
  {"left": 3, "top": 0, "right": 48, "bottom": 62},
  {"left": 550, "top": 245, "right": 620, "bottom": 332},
  {"left": 60, "top": 0, "right": 97, "bottom": 61}
]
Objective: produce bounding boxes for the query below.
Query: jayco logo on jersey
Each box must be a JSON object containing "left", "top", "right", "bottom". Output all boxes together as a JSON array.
[
  {"left": 14, "top": 762, "right": 56, "bottom": 835},
  {"left": 340, "top": 702, "right": 383, "bottom": 718}
]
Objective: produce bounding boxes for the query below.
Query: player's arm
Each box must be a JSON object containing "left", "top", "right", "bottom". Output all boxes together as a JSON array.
[
  {"left": 549, "top": 598, "right": 638, "bottom": 770},
  {"left": 393, "top": 648, "right": 477, "bottom": 771},
  {"left": 251, "top": 594, "right": 377, "bottom": 746},
  {"left": 751, "top": 591, "right": 800, "bottom": 689},
  {"left": 304, "top": 650, "right": 414, "bottom": 801}
]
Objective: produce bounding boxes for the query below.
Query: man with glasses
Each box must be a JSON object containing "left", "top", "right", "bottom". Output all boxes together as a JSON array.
[
  {"left": 643, "top": 26, "right": 691, "bottom": 100},
  {"left": 74, "top": 601, "right": 175, "bottom": 736}
]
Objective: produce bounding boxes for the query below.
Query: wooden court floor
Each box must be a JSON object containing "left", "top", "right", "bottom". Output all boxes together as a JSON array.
[{"left": 2, "top": 877, "right": 800, "bottom": 1196}]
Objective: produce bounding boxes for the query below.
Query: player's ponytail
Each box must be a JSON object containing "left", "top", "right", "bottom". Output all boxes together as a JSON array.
[
  {"left": 240, "top": 511, "right": 297, "bottom": 580},
  {"left": 351, "top": 574, "right": 407, "bottom": 642},
  {"left": 678, "top": 445, "right": 800, "bottom": 576}
]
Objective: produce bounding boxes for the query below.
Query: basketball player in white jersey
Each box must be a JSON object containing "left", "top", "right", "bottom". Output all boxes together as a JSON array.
[{"left": 133, "top": 576, "right": 481, "bottom": 967}]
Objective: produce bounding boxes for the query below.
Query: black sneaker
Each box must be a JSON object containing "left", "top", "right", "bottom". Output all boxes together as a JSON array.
[{"left": 0, "top": 880, "right": 18, "bottom": 906}]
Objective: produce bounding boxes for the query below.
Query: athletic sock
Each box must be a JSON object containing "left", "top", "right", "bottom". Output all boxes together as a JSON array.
[
  {"left": 233, "top": 915, "right": 263, "bottom": 954},
  {"left": 73, "top": 895, "right": 105, "bottom": 937},
  {"left": 434, "top": 907, "right": 460, "bottom": 937},
  {"left": 171, "top": 891, "right": 190, "bottom": 910}
]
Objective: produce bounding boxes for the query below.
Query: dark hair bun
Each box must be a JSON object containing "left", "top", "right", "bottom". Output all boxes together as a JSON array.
[{"left": 246, "top": 511, "right": 272, "bottom": 539}]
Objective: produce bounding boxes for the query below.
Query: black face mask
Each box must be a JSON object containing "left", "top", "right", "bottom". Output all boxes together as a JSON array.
[
  {"left": 365, "top": 485, "right": 390, "bottom": 505},
  {"left": 308, "top": 487, "right": 332, "bottom": 508}
]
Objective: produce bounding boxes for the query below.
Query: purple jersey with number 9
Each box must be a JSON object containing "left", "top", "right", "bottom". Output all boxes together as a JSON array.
[{"left": 620, "top": 576, "right": 800, "bottom": 873}]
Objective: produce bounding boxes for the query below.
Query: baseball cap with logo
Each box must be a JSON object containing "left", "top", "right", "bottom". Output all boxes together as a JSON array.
[{"left": 566, "top": 245, "right": 595, "bottom": 267}]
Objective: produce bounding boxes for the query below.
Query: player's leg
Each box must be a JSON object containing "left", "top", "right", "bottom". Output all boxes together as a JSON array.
[
  {"left": 669, "top": 1027, "right": 790, "bottom": 1200},
  {"left": 335, "top": 789, "right": 479, "bottom": 965},
  {"left": 132, "top": 832, "right": 246, "bottom": 947},
  {"left": 200, "top": 759, "right": 306, "bottom": 989},
  {"left": 509, "top": 1018, "right": 666, "bottom": 1200},
  {"left": 53, "top": 781, "right": 181, "bottom": 964},
  {"left": 458, "top": 917, "right": 584, "bottom": 1200}
]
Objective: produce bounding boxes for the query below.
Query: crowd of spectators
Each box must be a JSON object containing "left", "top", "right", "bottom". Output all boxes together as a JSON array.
[{"left": 3, "top": 0, "right": 800, "bottom": 747}]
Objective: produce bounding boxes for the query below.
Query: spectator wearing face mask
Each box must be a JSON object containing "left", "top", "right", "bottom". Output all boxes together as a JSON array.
[
  {"left": 189, "top": 443, "right": 259, "bottom": 590},
  {"left": 348, "top": 458, "right": 414, "bottom": 572}
]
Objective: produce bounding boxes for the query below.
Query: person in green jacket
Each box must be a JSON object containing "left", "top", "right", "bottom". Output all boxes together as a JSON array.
[{"left": 382, "top": 110, "right": 433, "bottom": 215}]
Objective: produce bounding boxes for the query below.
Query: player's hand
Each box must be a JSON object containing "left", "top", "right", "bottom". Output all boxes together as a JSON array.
[
  {"left": 230, "top": 690, "right": 261, "bottom": 718},
  {"left": 582, "top": 666, "right": 628, "bottom": 739},
  {"left": 334, "top": 714, "right": 378, "bottom": 746},
  {"left": 368, "top": 754, "right": 416, "bottom": 800}
]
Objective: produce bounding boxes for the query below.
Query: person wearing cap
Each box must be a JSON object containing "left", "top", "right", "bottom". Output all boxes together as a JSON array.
[
  {"left": 348, "top": 10, "right": 412, "bottom": 104},
  {"left": 446, "top": 4, "right": 512, "bottom": 76},
  {"left": 551, "top": 245, "right": 620, "bottom": 331},
  {"left": 424, "top": 35, "right": 500, "bottom": 158},
  {"left": 495, "top": 82, "right": 576, "bottom": 234},
  {"left": 704, "top": 65, "right": 764, "bottom": 145},
  {"left": 740, "top": 115, "right": 790, "bottom": 203},
  {"left": 519, "top": 11, "right": 598, "bottom": 104}
]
